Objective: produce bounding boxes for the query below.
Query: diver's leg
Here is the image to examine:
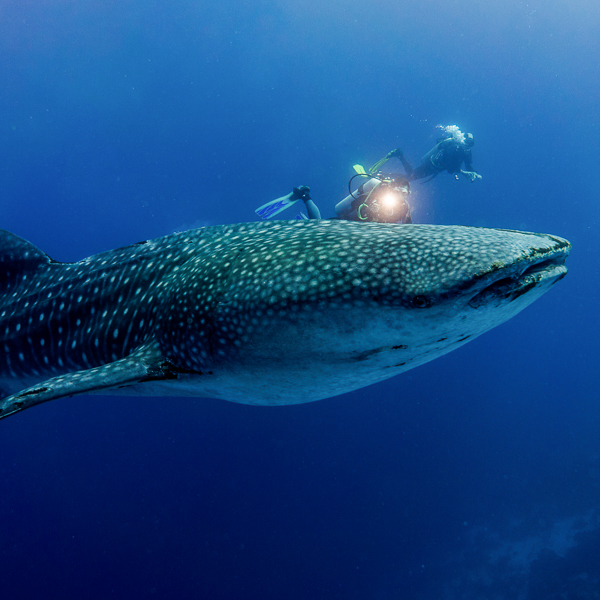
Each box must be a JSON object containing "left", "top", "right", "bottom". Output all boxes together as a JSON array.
[
  {"left": 293, "top": 186, "right": 321, "bottom": 219},
  {"left": 407, "top": 162, "right": 436, "bottom": 182},
  {"left": 303, "top": 198, "right": 321, "bottom": 219},
  {"left": 398, "top": 153, "right": 414, "bottom": 178}
]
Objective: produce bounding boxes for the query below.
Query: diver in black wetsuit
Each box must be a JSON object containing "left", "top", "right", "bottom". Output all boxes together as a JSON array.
[
  {"left": 378, "top": 128, "right": 482, "bottom": 183},
  {"left": 333, "top": 175, "right": 412, "bottom": 223},
  {"left": 256, "top": 176, "right": 412, "bottom": 224},
  {"left": 278, "top": 175, "right": 413, "bottom": 223}
]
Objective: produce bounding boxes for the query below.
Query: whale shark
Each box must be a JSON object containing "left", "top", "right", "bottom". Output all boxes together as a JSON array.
[{"left": 0, "top": 220, "right": 570, "bottom": 420}]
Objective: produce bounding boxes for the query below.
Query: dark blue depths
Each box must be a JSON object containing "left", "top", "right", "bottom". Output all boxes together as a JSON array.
[{"left": 1, "top": 0, "right": 599, "bottom": 598}]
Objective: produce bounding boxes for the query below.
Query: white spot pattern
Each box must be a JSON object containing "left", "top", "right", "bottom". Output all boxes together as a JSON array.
[{"left": 0, "top": 221, "right": 570, "bottom": 394}]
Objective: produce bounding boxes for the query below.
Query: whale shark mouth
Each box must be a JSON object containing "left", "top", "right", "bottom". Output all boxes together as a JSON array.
[
  {"left": 469, "top": 254, "right": 568, "bottom": 308},
  {"left": 520, "top": 257, "right": 568, "bottom": 281}
]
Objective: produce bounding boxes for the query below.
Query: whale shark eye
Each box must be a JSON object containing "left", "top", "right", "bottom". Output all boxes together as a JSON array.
[{"left": 412, "top": 295, "right": 431, "bottom": 309}]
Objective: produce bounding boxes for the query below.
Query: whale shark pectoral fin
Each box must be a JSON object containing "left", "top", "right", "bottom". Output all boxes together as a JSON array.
[{"left": 0, "top": 343, "right": 174, "bottom": 420}]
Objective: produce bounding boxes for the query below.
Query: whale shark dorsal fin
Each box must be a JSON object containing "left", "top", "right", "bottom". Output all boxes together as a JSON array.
[
  {"left": 0, "top": 229, "right": 55, "bottom": 292},
  {"left": 0, "top": 229, "right": 53, "bottom": 266},
  {"left": 0, "top": 343, "right": 173, "bottom": 420}
]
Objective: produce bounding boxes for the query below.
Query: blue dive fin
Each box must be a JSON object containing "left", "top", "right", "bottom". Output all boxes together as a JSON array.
[{"left": 255, "top": 193, "right": 299, "bottom": 219}]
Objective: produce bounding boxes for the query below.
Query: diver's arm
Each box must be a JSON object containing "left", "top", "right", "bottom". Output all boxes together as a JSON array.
[
  {"left": 463, "top": 149, "right": 474, "bottom": 171},
  {"left": 460, "top": 149, "right": 481, "bottom": 181}
]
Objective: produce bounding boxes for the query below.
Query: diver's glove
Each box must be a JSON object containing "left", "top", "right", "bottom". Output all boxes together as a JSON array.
[
  {"left": 461, "top": 170, "right": 482, "bottom": 182},
  {"left": 292, "top": 185, "right": 312, "bottom": 201}
]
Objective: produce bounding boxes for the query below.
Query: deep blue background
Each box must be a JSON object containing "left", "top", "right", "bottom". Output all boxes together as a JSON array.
[{"left": 1, "top": 1, "right": 599, "bottom": 598}]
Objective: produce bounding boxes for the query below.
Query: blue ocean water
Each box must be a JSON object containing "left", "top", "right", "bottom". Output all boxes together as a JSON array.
[{"left": 1, "top": 1, "right": 598, "bottom": 598}]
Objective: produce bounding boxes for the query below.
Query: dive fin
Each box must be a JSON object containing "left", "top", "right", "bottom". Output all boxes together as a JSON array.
[
  {"left": 255, "top": 193, "right": 299, "bottom": 219},
  {"left": 0, "top": 344, "right": 181, "bottom": 420},
  {"left": 353, "top": 164, "right": 368, "bottom": 176},
  {"left": 368, "top": 155, "right": 391, "bottom": 173}
]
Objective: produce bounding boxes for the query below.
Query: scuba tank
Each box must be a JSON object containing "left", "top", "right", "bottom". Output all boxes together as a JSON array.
[
  {"left": 421, "top": 138, "right": 451, "bottom": 169},
  {"left": 335, "top": 177, "right": 381, "bottom": 220}
]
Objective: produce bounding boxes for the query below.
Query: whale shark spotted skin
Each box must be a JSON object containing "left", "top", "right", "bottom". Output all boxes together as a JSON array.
[{"left": 0, "top": 220, "right": 570, "bottom": 420}]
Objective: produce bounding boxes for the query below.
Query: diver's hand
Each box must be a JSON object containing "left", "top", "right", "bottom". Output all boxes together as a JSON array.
[{"left": 461, "top": 170, "right": 482, "bottom": 182}]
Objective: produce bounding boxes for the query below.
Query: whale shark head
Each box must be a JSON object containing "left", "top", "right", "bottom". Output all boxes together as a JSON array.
[{"left": 159, "top": 220, "right": 570, "bottom": 404}]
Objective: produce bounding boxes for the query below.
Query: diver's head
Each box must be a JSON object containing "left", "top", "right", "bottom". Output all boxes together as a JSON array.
[
  {"left": 391, "top": 176, "right": 410, "bottom": 194},
  {"left": 463, "top": 133, "right": 474, "bottom": 147}
]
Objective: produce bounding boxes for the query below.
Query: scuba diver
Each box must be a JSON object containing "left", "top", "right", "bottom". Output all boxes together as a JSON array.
[
  {"left": 372, "top": 125, "right": 482, "bottom": 184},
  {"left": 333, "top": 168, "right": 412, "bottom": 223},
  {"left": 255, "top": 167, "right": 412, "bottom": 224}
]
